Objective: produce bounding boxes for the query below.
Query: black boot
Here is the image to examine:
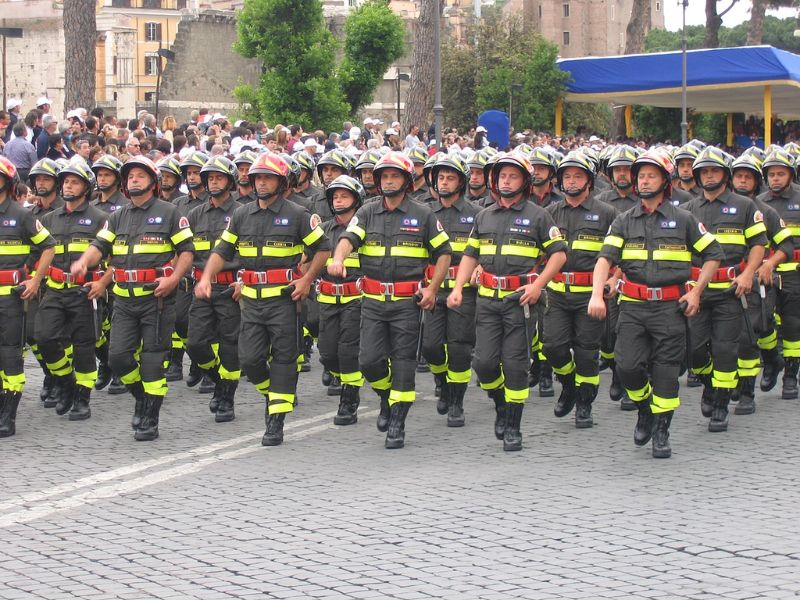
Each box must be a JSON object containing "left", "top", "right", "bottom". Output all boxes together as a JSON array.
[
  {"left": 709, "top": 388, "right": 731, "bottom": 432},
  {"left": 699, "top": 375, "right": 714, "bottom": 418},
  {"left": 633, "top": 398, "right": 655, "bottom": 446},
  {"left": 43, "top": 376, "right": 59, "bottom": 408},
  {"left": 199, "top": 374, "right": 216, "bottom": 394},
  {"left": 553, "top": 372, "right": 576, "bottom": 418},
  {"left": 781, "top": 358, "right": 799, "bottom": 400},
  {"left": 619, "top": 393, "right": 637, "bottom": 411},
  {"left": 68, "top": 385, "right": 92, "bottom": 421},
  {"left": 651, "top": 411, "right": 673, "bottom": 458},
  {"left": 327, "top": 375, "right": 342, "bottom": 397},
  {"left": 608, "top": 361, "right": 623, "bottom": 401},
  {"left": 686, "top": 371, "right": 701, "bottom": 387},
  {"left": 385, "top": 401, "right": 411, "bottom": 449},
  {"left": 165, "top": 348, "right": 184, "bottom": 382},
  {"left": 209, "top": 381, "right": 222, "bottom": 413},
  {"left": 598, "top": 355, "right": 610, "bottom": 372},
  {"left": 185, "top": 361, "right": 203, "bottom": 388},
  {"left": 108, "top": 376, "right": 127, "bottom": 395},
  {"left": 334, "top": 384, "right": 360, "bottom": 426},
  {"left": 527, "top": 356, "right": 541, "bottom": 388},
  {"left": 127, "top": 381, "right": 146, "bottom": 430},
  {"left": 54, "top": 375, "right": 76, "bottom": 416},
  {"left": 134, "top": 394, "right": 163, "bottom": 441},
  {"left": 39, "top": 373, "right": 52, "bottom": 404},
  {"left": 215, "top": 380, "right": 237, "bottom": 423},
  {"left": 321, "top": 368, "right": 333, "bottom": 387},
  {"left": 760, "top": 348, "right": 784, "bottom": 392},
  {"left": 488, "top": 388, "right": 506, "bottom": 440},
  {"left": 447, "top": 382, "right": 467, "bottom": 428},
  {"left": 262, "top": 412, "right": 286, "bottom": 446},
  {"left": 95, "top": 362, "right": 112, "bottom": 391},
  {"left": 0, "top": 391, "right": 22, "bottom": 438},
  {"left": 376, "top": 389, "right": 390, "bottom": 432},
  {"left": 574, "top": 383, "right": 596, "bottom": 429},
  {"left": 503, "top": 402, "right": 524, "bottom": 452},
  {"left": 434, "top": 373, "right": 449, "bottom": 415},
  {"left": 734, "top": 376, "right": 756, "bottom": 415},
  {"left": 539, "top": 362, "right": 554, "bottom": 397}
]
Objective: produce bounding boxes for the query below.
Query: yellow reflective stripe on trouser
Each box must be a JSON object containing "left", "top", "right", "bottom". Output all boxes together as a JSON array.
[
  {"left": 143, "top": 379, "right": 167, "bottom": 397},
  {"left": 218, "top": 364, "right": 241, "bottom": 381},
  {"left": 758, "top": 330, "right": 777, "bottom": 351},
  {"left": 268, "top": 391, "right": 295, "bottom": 414},
  {"left": 693, "top": 360, "right": 713, "bottom": 376},
  {"left": 254, "top": 377, "right": 271, "bottom": 395},
  {"left": 783, "top": 339, "right": 800, "bottom": 358},
  {"left": 478, "top": 372, "right": 504, "bottom": 391},
  {"left": 119, "top": 366, "right": 141, "bottom": 385},
  {"left": 340, "top": 371, "right": 364, "bottom": 386},
  {"left": 369, "top": 368, "right": 392, "bottom": 391},
  {"left": 737, "top": 357, "right": 760, "bottom": 377},
  {"left": 600, "top": 349, "right": 614, "bottom": 360},
  {"left": 240, "top": 285, "right": 290, "bottom": 299},
  {"left": 651, "top": 393, "right": 679, "bottom": 414},
  {"left": 75, "top": 369, "right": 98, "bottom": 390},
  {"left": 113, "top": 284, "right": 154, "bottom": 298},
  {"left": 712, "top": 369, "right": 737, "bottom": 389},
  {"left": 429, "top": 361, "right": 447, "bottom": 374},
  {"left": 575, "top": 373, "right": 600, "bottom": 386},
  {"left": 505, "top": 386, "right": 528, "bottom": 404},
  {"left": 551, "top": 359, "right": 575, "bottom": 376},
  {"left": 447, "top": 368, "right": 471, "bottom": 384},
  {"left": 388, "top": 389, "right": 415, "bottom": 405},
  {"left": 46, "top": 355, "right": 73, "bottom": 377},
  {"left": 3, "top": 372, "right": 25, "bottom": 393},
  {"left": 626, "top": 381, "right": 651, "bottom": 403}
]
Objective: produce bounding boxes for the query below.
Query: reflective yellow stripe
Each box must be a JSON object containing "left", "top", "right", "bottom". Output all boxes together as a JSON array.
[
  {"left": 133, "top": 243, "right": 172, "bottom": 254},
  {"left": 240, "top": 284, "right": 290, "bottom": 299},
  {"left": 390, "top": 246, "right": 429, "bottom": 258},
  {"left": 171, "top": 227, "right": 193, "bottom": 245},
  {"left": 317, "top": 292, "right": 361, "bottom": 304},
  {"left": 194, "top": 240, "right": 211, "bottom": 251},
  {"left": 478, "top": 244, "right": 498, "bottom": 255},
  {"left": 774, "top": 227, "right": 792, "bottom": 245},
  {"left": 262, "top": 244, "right": 303, "bottom": 257},
  {"left": 220, "top": 229, "right": 237, "bottom": 244},
  {"left": 777, "top": 262, "right": 799, "bottom": 272},
  {"left": 31, "top": 227, "right": 51, "bottom": 245},
  {"left": 347, "top": 224, "right": 366, "bottom": 240},
  {"left": 97, "top": 229, "right": 115, "bottom": 243},
  {"left": 575, "top": 373, "right": 600, "bottom": 386},
  {"left": 621, "top": 248, "right": 648, "bottom": 260},
  {"left": 712, "top": 369, "right": 737, "bottom": 389},
  {"left": 603, "top": 234, "right": 624, "bottom": 248},
  {"left": 477, "top": 285, "right": 519, "bottom": 299},
  {"left": 547, "top": 281, "right": 592, "bottom": 294},
  {"left": 450, "top": 241, "right": 467, "bottom": 253},
  {"left": 112, "top": 244, "right": 128, "bottom": 255},
  {"left": 143, "top": 378, "right": 168, "bottom": 397},
  {"left": 0, "top": 245, "right": 30, "bottom": 255},
  {"left": 693, "top": 231, "right": 715, "bottom": 252},
  {"left": 447, "top": 368, "right": 472, "bottom": 384},
  {"left": 360, "top": 245, "right": 386, "bottom": 257},
  {"left": 466, "top": 237, "right": 480, "bottom": 249},
  {"left": 388, "top": 389, "right": 415, "bottom": 404},
  {"left": 542, "top": 237, "right": 562, "bottom": 248},
  {"left": 67, "top": 242, "right": 89, "bottom": 253},
  {"left": 652, "top": 250, "right": 691, "bottom": 262},
  {"left": 429, "top": 230, "right": 449, "bottom": 249},
  {"left": 303, "top": 226, "right": 324, "bottom": 246},
  {"left": 505, "top": 387, "right": 528, "bottom": 403},
  {"left": 53, "top": 245, "right": 65, "bottom": 254},
  {"left": 787, "top": 225, "right": 800, "bottom": 237},
  {"left": 112, "top": 284, "right": 154, "bottom": 297},
  {"left": 500, "top": 244, "right": 540, "bottom": 258},
  {"left": 744, "top": 222, "right": 766, "bottom": 239},
  {"left": 571, "top": 240, "right": 603, "bottom": 252},
  {"left": 552, "top": 359, "right": 576, "bottom": 376},
  {"left": 651, "top": 393, "right": 679, "bottom": 413},
  {"left": 715, "top": 233, "right": 745, "bottom": 246}
]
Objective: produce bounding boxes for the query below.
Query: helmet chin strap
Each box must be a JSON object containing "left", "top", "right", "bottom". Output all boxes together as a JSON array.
[
  {"left": 562, "top": 181, "right": 589, "bottom": 198},
  {"left": 701, "top": 180, "right": 725, "bottom": 192},
  {"left": 678, "top": 175, "right": 694, "bottom": 183},
  {"left": 187, "top": 182, "right": 202, "bottom": 190},
  {"left": 208, "top": 188, "right": 227, "bottom": 198},
  {"left": 614, "top": 179, "right": 632, "bottom": 190},
  {"left": 256, "top": 190, "right": 280, "bottom": 201},
  {"left": 438, "top": 189, "right": 457, "bottom": 199},
  {"left": 383, "top": 187, "right": 404, "bottom": 198},
  {"left": 499, "top": 186, "right": 524, "bottom": 199}
]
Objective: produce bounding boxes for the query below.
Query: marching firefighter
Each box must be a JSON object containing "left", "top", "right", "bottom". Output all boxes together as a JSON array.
[
  {"left": 197, "top": 153, "right": 330, "bottom": 446},
  {"left": 466, "top": 148, "right": 496, "bottom": 206},
  {"left": 329, "top": 151, "right": 452, "bottom": 449},
  {"left": 589, "top": 151, "right": 724, "bottom": 458},
  {"left": 354, "top": 148, "right": 383, "bottom": 200},
  {"left": 186, "top": 156, "right": 242, "bottom": 422},
  {"left": 0, "top": 157, "right": 56, "bottom": 437},
  {"left": 233, "top": 150, "right": 258, "bottom": 203},
  {"left": 71, "top": 156, "right": 194, "bottom": 441},
  {"left": 448, "top": 152, "right": 567, "bottom": 452},
  {"left": 36, "top": 161, "right": 108, "bottom": 421},
  {"left": 157, "top": 155, "right": 184, "bottom": 205}
]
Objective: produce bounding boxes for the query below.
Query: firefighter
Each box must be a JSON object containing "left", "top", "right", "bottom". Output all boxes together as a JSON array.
[
  {"left": 589, "top": 151, "right": 724, "bottom": 458},
  {"left": 448, "top": 152, "right": 567, "bottom": 451},
  {"left": 197, "top": 153, "right": 330, "bottom": 446},
  {"left": 71, "top": 156, "right": 194, "bottom": 441},
  {"left": 233, "top": 150, "right": 258, "bottom": 203},
  {"left": 157, "top": 155, "right": 184, "bottom": 205},
  {"left": 354, "top": 148, "right": 383, "bottom": 200},
  {"left": 329, "top": 151, "right": 452, "bottom": 449},
  {"left": 406, "top": 147, "right": 430, "bottom": 202}
]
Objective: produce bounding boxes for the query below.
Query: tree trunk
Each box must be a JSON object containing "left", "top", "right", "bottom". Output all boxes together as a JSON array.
[
  {"left": 747, "top": 0, "right": 767, "bottom": 45},
  {"left": 403, "top": 0, "right": 436, "bottom": 138},
  {"left": 705, "top": 0, "right": 721, "bottom": 48},
  {"left": 63, "top": 0, "right": 97, "bottom": 113},
  {"left": 612, "top": 0, "right": 651, "bottom": 138}
]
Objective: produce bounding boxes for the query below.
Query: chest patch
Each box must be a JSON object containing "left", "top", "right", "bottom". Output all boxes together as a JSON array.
[
  {"left": 459, "top": 216, "right": 474, "bottom": 224},
  {"left": 660, "top": 221, "right": 677, "bottom": 229},
  {"left": 721, "top": 206, "right": 737, "bottom": 214},
  {"left": 1, "top": 220, "right": 17, "bottom": 227},
  {"left": 273, "top": 217, "right": 290, "bottom": 226},
  {"left": 147, "top": 217, "right": 163, "bottom": 224},
  {"left": 584, "top": 214, "right": 599, "bottom": 221}
]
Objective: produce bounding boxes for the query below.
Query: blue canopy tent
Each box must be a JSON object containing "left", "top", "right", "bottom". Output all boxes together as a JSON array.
[{"left": 556, "top": 45, "right": 800, "bottom": 145}]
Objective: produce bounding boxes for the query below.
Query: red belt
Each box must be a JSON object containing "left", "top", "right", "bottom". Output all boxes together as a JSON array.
[
  {"left": 794, "top": 249, "right": 800, "bottom": 262},
  {"left": 480, "top": 270, "right": 538, "bottom": 290},
  {"left": 317, "top": 280, "right": 361, "bottom": 297},
  {"left": 238, "top": 268, "right": 299, "bottom": 285},
  {"left": 48, "top": 267, "right": 104, "bottom": 285},
  {"left": 617, "top": 279, "right": 685, "bottom": 301},
  {"left": 113, "top": 265, "right": 174, "bottom": 283},
  {"left": 0, "top": 269, "right": 24, "bottom": 285},
  {"left": 552, "top": 271, "right": 593, "bottom": 286},
  {"left": 690, "top": 261, "right": 744, "bottom": 283},
  {"left": 194, "top": 268, "right": 236, "bottom": 285},
  {"left": 360, "top": 277, "right": 420, "bottom": 297},
  {"left": 424, "top": 264, "right": 459, "bottom": 281}
]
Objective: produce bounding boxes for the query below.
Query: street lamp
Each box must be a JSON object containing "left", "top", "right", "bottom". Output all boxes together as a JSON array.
[
  {"left": 680, "top": 0, "right": 688, "bottom": 144},
  {"left": 433, "top": 0, "right": 443, "bottom": 151},
  {"left": 396, "top": 71, "right": 410, "bottom": 125}
]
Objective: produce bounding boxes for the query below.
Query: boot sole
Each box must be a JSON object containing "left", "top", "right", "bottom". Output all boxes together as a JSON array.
[
  {"left": 385, "top": 439, "right": 405, "bottom": 449},
  {"left": 447, "top": 418, "right": 465, "bottom": 427},
  {"left": 43, "top": 400, "right": 58, "bottom": 408},
  {"left": 55, "top": 404, "right": 73, "bottom": 416},
  {"left": 333, "top": 416, "right": 357, "bottom": 426},
  {"left": 575, "top": 420, "right": 593, "bottom": 429},
  {"left": 734, "top": 403, "right": 755, "bottom": 415},
  {"left": 708, "top": 422, "right": 728, "bottom": 432},
  {"left": 261, "top": 438, "right": 283, "bottom": 446},
  {"left": 652, "top": 448, "right": 672, "bottom": 458},
  {"left": 215, "top": 413, "right": 235, "bottom": 423},
  {"left": 134, "top": 432, "right": 159, "bottom": 441},
  {"left": 619, "top": 401, "right": 637, "bottom": 412},
  {"left": 68, "top": 412, "right": 91, "bottom": 421},
  {"left": 503, "top": 443, "right": 522, "bottom": 452},
  {"left": 107, "top": 387, "right": 128, "bottom": 396},
  {"left": 0, "top": 429, "right": 15, "bottom": 438},
  {"left": 781, "top": 390, "right": 798, "bottom": 399},
  {"left": 539, "top": 389, "right": 555, "bottom": 398}
]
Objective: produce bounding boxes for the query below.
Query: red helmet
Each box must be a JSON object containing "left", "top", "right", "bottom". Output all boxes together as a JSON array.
[
  {"left": 631, "top": 150, "right": 674, "bottom": 199},
  {"left": 489, "top": 152, "right": 533, "bottom": 198},
  {"left": 373, "top": 151, "right": 415, "bottom": 195},
  {"left": 0, "top": 157, "right": 20, "bottom": 197},
  {"left": 248, "top": 152, "right": 290, "bottom": 199},
  {"left": 120, "top": 156, "right": 161, "bottom": 199}
]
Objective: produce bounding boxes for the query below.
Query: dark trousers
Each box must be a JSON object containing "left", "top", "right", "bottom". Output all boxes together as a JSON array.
[
  {"left": 777, "top": 272, "right": 800, "bottom": 359},
  {"left": 318, "top": 299, "right": 362, "bottom": 386},
  {"left": 421, "top": 289, "right": 476, "bottom": 385},
  {"left": 690, "top": 291, "right": 741, "bottom": 389},
  {"left": 0, "top": 294, "right": 25, "bottom": 392},
  {"left": 542, "top": 291, "right": 602, "bottom": 386},
  {"left": 186, "top": 285, "right": 241, "bottom": 381},
  {"left": 172, "top": 286, "right": 192, "bottom": 353}
]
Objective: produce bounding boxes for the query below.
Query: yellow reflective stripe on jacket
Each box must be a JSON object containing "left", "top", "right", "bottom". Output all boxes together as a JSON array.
[
  {"left": 133, "top": 243, "right": 172, "bottom": 254},
  {"left": 390, "top": 246, "right": 429, "bottom": 258},
  {"left": 0, "top": 244, "right": 30, "bottom": 255},
  {"left": 715, "top": 233, "right": 745, "bottom": 246},
  {"left": 303, "top": 226, "right": 324, "bottom": 246},
  {"left": 31, "top": 227, "right": 51, "bottom": 245},
  {"left": 621, "top": 248, "right": 648, "bottom": 260},
  {"left": 694, "top": 231, "right": 715, "bottom": 252},
  {"left": 478, "top": 243, "right": 498, "bottom": 255},
  {"left": 466, "top": 237, "right": 480, "bottom": 250},
  {"left": 429, "top": 231, "right": 449, "bottom": 249},
  {"left": 171, "top": 227, "right": 193, "bottom": 246},
  {"left": 603, "top": 234, "right": 624, "bottom": 248},
  {"left": 773, "top": 227, "right": 792, "bottom": 245},
  {"left": 113, "top": 244, "right": 129, "bottom": 255},
  {"left": 220, "top": 229, "right": 237, "bottom": 244},
  {"left": 262, "top": 244, "right": 303, "bottom": 258},
  {"left": 450, "top": 241, "right": 467, "bottom": 253},
  {"left": 347, "top": 224, "right": 366, "bottom": 240},
  {"left": 194, "top": 240, "right": 212, "bottom": 252},
  {"left": 67, "top": 241, "right": 90, "bottom": 253},
  {"left": 97, "top": 228, "right": 115, "bottom": 243},
  {"left": 570, "top": 240, "right": 603, "bottom": 252},
  {"left": 652, "top": 250, "right": 691, "bottom": 262},
  {"left": 324, "top": 256, "right": 360, "bottom": 267},
  {"left": 744, "top": 222, "right": 767, "bottom": 239},
  {"left": 787, "top": 225, "right": 800, "bottom": 237},
  {"left": 541, "top": 237, "right": 562, "bottom": 249},
  {"left": 360, "top": 245, "right": 386, "bottom": 257},
  {"left": 500, "top": 244, "right": 540, "bottom": 258}
]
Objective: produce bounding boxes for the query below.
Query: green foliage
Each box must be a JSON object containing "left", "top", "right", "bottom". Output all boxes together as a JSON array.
[
  {"left": 339, "top": 0, "right": 406, "bottom": 115},
  {"left": 564, "top": 102, "right": 612, "bottom": 136},
  {"left": 441, "top": 42, "right": 478, "bottom": 132}
]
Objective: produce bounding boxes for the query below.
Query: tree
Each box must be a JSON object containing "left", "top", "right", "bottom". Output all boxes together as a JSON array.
[
  {"left": 234, "top": 0, "right": 348, "bottom": 131},
  {"left": 613, "top": 0, "right": 651, "bottom": 137},
  {"left": 705, "top": 0, "right": 739, "bottom": 48},
  {"left": 339, "top": 0, "right": 406, "bottom": 116},
  {"left": 748, "top": 0, "right": 797, "bottom": 45},
  {"left": 403, "top": 0, "right": 437, "bottom": 137},
  {"left": 63, "top": 0, "right": 96, "bottom": 113},
  {"left": 441, "top": 42, "right": 478, "bottom": 133}
]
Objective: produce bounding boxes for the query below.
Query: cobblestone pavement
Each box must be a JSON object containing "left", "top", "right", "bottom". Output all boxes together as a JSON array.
[{"left": 2, "top": 353, "right": 799, "bottom": 600}]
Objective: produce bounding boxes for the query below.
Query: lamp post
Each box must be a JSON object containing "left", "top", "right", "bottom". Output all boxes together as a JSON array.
[
  {"left": 433, "top": 0, "right": 443, "bottom": 151},
  {"left": 680, "top": 0, "right": 688, "bottom": 145},
  {"left": 396, "top": 71, "right": 410, "bottom": 126}
]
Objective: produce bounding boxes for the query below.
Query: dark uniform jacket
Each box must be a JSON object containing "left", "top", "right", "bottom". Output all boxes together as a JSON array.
[
  {"left": 319, "top": 216, "right": 362, "bottom": 305},
  {"left": 174, "top": 190, "right": 209, "bottom": 217},
  {"left": 295, "top": 186, "right": 333, "bottom": 221},
  {"left": 0, "top": 198, "right": 56, "bottom": 286},
  {"left": 429, "top": 196, "right": 481, "bottom": 288},
  {"left": 91, "top": 190, "right": 129, "bottom": 215},
  {"left": 186, "top": 194, "right": 242, "bottom": 273},
  {"left": 758, "top": 185, "right": 800, "bottom": 273},
  {"left": 596, "top": 188, "right": 638, "bottom": 214}
]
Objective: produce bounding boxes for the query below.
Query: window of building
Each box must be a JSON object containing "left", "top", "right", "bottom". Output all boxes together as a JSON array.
[
  {"left": 563, "top": 31, "right": 570, "bottom": 46},
  {"left": 144, "top": 53, "right": 159, "bottom": 76},
  {"left": 144, "top": 92, "right": 156, "bottom": 102},
  {"left": 111, "top": 0, "right": 131, "bottom": 6},
  {"left": 176, "top": 0, "right": 187, "bottom": 7},
  {"left": 538, "top": 4, "right": 542, "bottom": 18},
  {"left": 656, "top": 1, "right": 660, "bottom": 10},
  {"left": 563, "top": 3, "right": 569, "bottom": 17},
  {"left": 142, "top": 0, "right": 162, "bottom": 8},
  {"left": 145, "top": 22, "right": 162, "bottom": 42}
]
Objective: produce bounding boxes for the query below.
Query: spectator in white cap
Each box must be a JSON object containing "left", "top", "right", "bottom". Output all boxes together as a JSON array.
[
  {"left": 404, "top": 124, "right": 420, "bottom": 150},
  {"left": 475, "top": 125, "right": 489, "bottom": 149},
  {"left": 348, "top": 126, "right": 361, "bottom": 144},
  {"left": 3, "top": 98, "right": 22, "bottom": 143},
  {"left": 303, "top": 136, "right": 319, "bottom": 159},
  {"left": 36, "top": 96, "right": 52, "bottom": 113}
]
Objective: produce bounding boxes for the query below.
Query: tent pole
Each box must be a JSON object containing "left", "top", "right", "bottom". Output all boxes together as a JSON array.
[
  {"left": 624, "top": 105, "right": 633, "bottom": 137},
  {"left": 726, "top": 113, "right": 733, "bottom": 148},
  {"left": 764, "top": 85, "right": 772, "bottom": 147},
  {"left": 555, "top": 97, "right": 563, "bottom": 137}
]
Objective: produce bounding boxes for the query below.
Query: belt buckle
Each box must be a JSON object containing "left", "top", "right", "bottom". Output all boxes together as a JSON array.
[
  {"left": 646, "top": 287, "right": 663, "bottom": 301},
  {"left": 333, "top": 283, "right": 344, "bottom": 296},
  {"left": 64, "top": 273, "right": 76, "bottom": 284},
  {"left": 11, "top": 270, "right": 20, "bottom": 285},
  {"left": 725, "top": 266, "right": 736, "bottom": 281},
  {"left": 381, "top": 282, "right": 395, "bottom": 297},
  {"left": 562, "top": 272, "right": 575, "bottom": 285},
  {"left": 255, "top": 271, "right": 268, "bottom": 285},
  {"left": 495, "top": 276, "right": 507, "bottom": 290},
  {"left": 125, "top": 270, "right": 138, "bottom": 283},
  {"left": 161, "top": 266, "right": 174, "bottom": 278},
  {"left": 236, "top": 269, "right": 245, "bottom": 284},
  {"left": 355, "top": 277, "right": 364, "bottom": 293},
  {"left": 285, "top": 269, "right": 294, "bottom": 283}
]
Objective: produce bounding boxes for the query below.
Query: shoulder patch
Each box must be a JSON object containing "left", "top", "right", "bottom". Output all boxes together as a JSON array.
[
  {"left": 436, "top": 219, "right": 444, "bottom": 232},
  {"left": 35, "top": 219, "right": 43, "bottom": 232},
  {"left": 548, "top": 225, "right": 561, "bottom": 240},
  {"left": 780, "top": 218, "right": 787, "bottom": 228},
  {"left": 310, "top": 213, "right": 321, "bottom": 229},
  {"left": 698, "top": 222, "right": 707, "bottom": 235},
  {"left": 754, "top": 210, "right": 763, "bottom": 223},
  {"left": 179, "top": 216, "right": 190, "bottom": 229},
  {"left": 348, "top": 216, "right": 359, "bottom": 227}
]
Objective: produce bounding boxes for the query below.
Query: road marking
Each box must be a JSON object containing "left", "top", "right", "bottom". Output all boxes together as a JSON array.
[
  {"left": 0, "top": 409, "right": 359, "bottom": 512},
  {"left": 0, "top": 410, "right": 378, "bottom": 528}
]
